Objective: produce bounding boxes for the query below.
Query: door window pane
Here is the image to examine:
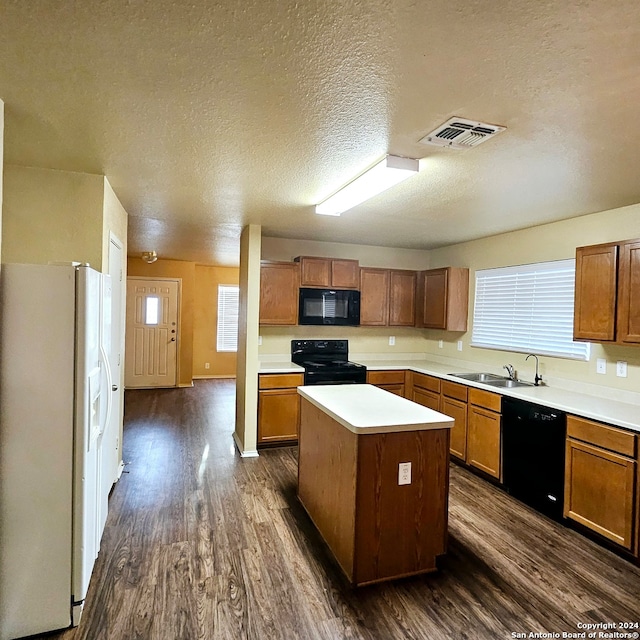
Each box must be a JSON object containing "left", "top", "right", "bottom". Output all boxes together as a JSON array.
[{"left": 145, "top": 296, "right": 159, "bottom": 325}]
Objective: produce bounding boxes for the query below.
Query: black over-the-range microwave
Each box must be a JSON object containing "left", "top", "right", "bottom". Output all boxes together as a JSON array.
[{"left": 298, "top": 287, "right": 361, "bottom": 326}]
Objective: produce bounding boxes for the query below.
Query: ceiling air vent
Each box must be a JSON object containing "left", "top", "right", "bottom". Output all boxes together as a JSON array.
[{"left": 419, "top": 117, "right": 506, "bottom": 150}]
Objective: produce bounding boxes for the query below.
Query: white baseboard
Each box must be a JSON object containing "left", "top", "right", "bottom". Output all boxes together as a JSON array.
[{"left": 233, "top": 432, "right": 259, "bottom": 458}]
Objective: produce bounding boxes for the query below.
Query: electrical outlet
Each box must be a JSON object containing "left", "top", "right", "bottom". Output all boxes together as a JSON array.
[
  {"left": 438, "top": 340, "right": 444, "bottom": 349},
  {"left": 457, "top": 340, "right": 463, "bottom": 351},
  {"left": 398, "top": 462, "right": 412, "bottom": 485},
  {"left": 596, "top": 358, "right": 607, "bottom": 374},
  {"left": 389, "top": 336, "right": 395, "bottom": 346},
  {"left": 205, "top": 362, "right": 210, "bottom": 370},
  {"left": 258, "top": 335, "right": 262, "bottom": 346},
  {"left": 617, "top": 361, "right": 628, "bottom": 377}
]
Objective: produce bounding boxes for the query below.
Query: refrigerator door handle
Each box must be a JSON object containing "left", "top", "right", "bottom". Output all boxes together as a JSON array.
[{"left": 100, "top": 342, "right": 114, "bottom": 438}]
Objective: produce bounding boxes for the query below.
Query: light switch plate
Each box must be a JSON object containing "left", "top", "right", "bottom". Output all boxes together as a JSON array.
[
  {"left": 596, "top": 358, "right": 606, "bottom": 374},
  {"left": 617, "top": 361, "right": 628, "bottom": 377},
  {"left": 398, "top": 462, "right": 411, "bottom": 485}
]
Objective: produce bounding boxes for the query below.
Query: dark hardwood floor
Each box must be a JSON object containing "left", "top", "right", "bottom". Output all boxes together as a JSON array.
[{"left": 48, "top": 380, "right": 640, "bottom": 640}]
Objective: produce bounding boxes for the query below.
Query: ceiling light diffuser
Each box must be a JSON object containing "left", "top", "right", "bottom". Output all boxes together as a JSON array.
[{"left": 315, "top": 155, "right": 420, "bottom": 216}]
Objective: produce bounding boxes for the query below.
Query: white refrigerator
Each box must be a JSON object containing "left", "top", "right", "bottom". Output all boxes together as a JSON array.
[{"left": 0, "top": 263, "right": 114, "bottom": 639}]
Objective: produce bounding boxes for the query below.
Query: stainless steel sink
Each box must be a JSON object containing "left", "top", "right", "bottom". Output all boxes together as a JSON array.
[
  {"left": 484, "top": 378, "right": 534, "bottom": 388},
  {"left": 449, "top": 372, "right": 506, "bottom": 382},
  {"left": 449, "top": 372, "right": 534, "bottom": 388}
]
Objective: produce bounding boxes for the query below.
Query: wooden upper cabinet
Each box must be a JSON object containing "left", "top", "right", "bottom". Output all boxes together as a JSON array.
[
  {"left": 417, "top": 267, "right": 469, "bottom": 331},
  {"left": 295, "top": 256, "right": 359, "bottom": 289},
  {"left": 574, "top": 243, "right": 618, "bottom": 341},
  {"left": 259, "top": 261, "right": 299, "bottom": 325},
  {"left": 331, "top": 259, "right": 360, "bottom": 289},
  {"left": 574, "top": 238, "right": 640, "bottom": 344},
  {"left": 389, "top": 270, "right": 416, "bottom": 326},
  {"left": 617, "top": 239, "right": 640, "bottom": 343},
  {"left": 360, "top": 268, "right": 416, "bottom": 326},
  {"left": 360, "top": 268, "right": 389, "bottom": 326}
]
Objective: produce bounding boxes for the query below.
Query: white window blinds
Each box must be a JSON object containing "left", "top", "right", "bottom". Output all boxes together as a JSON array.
[
  {"left": 471, "top": 260, "right": 590, "bottom": 361},
  {"left": 217, "top": 285, "right": 240, "bottom": 352}
]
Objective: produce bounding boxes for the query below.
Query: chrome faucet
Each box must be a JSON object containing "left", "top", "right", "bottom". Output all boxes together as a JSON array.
[
  {"left": 526, "top": 354, "right": 543, "bottom": 386},
  {"left": 503, "top": 364, "right": 516, "bottom": 380}
]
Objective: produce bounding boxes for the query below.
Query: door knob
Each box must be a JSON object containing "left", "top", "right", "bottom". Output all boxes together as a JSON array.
[{"left": 112, "top": 384, "right": 119, "bottom": 391}]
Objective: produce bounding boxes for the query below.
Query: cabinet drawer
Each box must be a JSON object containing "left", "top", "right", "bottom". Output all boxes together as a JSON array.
[
  {"left": 413, "top": 388, "right": 441, "bottom": 412},
  {"left": 259, "top": 373, "right": 304, "bottom": 390},
  {"left": 412, "top": 372, "right": 441, "bottom": 393},
  {"left": 567, "top": 415, "right": 636, "bottom": 457},
  {"left": 367, "top": 370, "right": 406, "bottom": 385},
  {"left": 468, "top": 388, "right": 501, "bottom": 413},
  {"left": 441, "top": 381, "right": 468, "bottom": 402}
]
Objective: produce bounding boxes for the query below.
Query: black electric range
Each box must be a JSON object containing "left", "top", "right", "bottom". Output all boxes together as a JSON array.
[{"left": 291, "top": 340, "right": 366, "bottom": 385}]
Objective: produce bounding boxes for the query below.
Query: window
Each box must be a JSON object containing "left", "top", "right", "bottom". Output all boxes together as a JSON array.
[
  {"left": 145, "top": 296, "right": 159, "bottom": 325},
  {"left": 471, "top": 259, "right": 590, "bottom": 361},
  {"left": 217, "top": 285, "right": 240, "bottom": 352}
]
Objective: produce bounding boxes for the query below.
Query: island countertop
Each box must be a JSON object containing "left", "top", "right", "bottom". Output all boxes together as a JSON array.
[{"left": 297, "top": 384, "right": 454, "bottom": 435}]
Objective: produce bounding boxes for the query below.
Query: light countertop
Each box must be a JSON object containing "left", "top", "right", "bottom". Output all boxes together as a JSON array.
[
  {"left": 297, "top": 384, "right": 454, "bottom": 435},
  {"left": 260, "top": 356, "right": 640, "bottom": 434}
]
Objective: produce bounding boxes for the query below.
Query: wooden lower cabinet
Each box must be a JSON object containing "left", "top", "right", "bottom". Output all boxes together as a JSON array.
[
  {"left": 298, "top": 397, "right": 450, "bottom": 586},
  {"left": 564, "top": 415, "right": 637, "bottom": 551},
  {"left": 442, "top": 396, "right": 467, "bottom": 460},
  {"left": 410, "top": 372, "right": 441, "bottom": 410},
  {"left": 467, "top": 389, "right": 501, "bottom": 479},
  {"left": 257, "top": 373, "right": 304, "bottom": 445},
  {"left": 367, "top": 370, "right": 406, "bottom": 397}
]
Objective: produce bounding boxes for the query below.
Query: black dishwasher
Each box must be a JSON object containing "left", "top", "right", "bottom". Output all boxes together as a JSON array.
[{"left": 502, "top": 397, "right": 566, "bottom": 521}]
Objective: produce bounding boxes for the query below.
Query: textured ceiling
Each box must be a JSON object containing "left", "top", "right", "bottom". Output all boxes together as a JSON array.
[{"left": 1, "top": 0, "right": 640, "bottom": 266}]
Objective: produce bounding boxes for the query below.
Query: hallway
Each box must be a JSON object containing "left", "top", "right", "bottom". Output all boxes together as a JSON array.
[{"left": 54, "top": 380, "right": 640, "bottom": 639}]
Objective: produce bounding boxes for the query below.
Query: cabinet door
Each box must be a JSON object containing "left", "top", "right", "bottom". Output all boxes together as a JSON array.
[
  {"left": 260, "top": 262, "right": 299, "bottom": 325},
  {"left": 418, "top": 268, "right": 468, "bottom": 331},
  {"left": 441, "top": 396, "right": 467, "bottom": 460},
  {"left": 258, "top": 388, "right": 300, "bottom": 444},
  {"left": 389, "top": 270, "right": 416, "bottom": 326},
  {"left": 467, "top": 406, "right": 501, "bottom": 479},
  {"left": 412, "top": 388, "right": 441, "bottom": 411},
  {"left": 299, "top": 257, "right": 331, "bottom": 287},
  {"left": 573, "top": 243, "right": 618, "bottom": 341},
  {"left": 420, "top": 268, "right": 448, "bottom": 329},
  {"left": 617, "top": 239, "right": 640, "bottom": 343},
  {"left": 564, "top": 438, "right": 636, "bottom": 549},
  {"left": 360, "top": 268, "right": 389, "bottom": 326},
  {"left": 331, "top": 259, "right": 360, "bottom": 289}
]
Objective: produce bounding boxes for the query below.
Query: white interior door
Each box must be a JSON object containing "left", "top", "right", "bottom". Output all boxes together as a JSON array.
[
  {"left": 104, "top": 236, "right": 123, "bottom": 487},
  {"left": 125, "top": 278, "right": 180, "bottom": 388}
]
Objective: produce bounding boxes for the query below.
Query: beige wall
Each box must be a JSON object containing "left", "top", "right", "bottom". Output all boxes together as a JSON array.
[
  {"left": 426, "top": 204, "right": 640, "bottom": 392},
  {"left": 127, "top": 258, "right": 195, "bottom": 387},
  {"left": 193, "top": 265, "right": 240, "bottom": 378},
  {"left": 260, "top": 236, "right": 431, "bottom": 356},
  {"left": 260, "top": 206, "right": 640, "bottom": 394},
  {"left": 235, "top": 225, "right": 261, "bottom": 456},
  {"left": 261, "top": 236, "right": 430, "bottom": 270},
  {"left": 2, "top": 166, "right": 105, "bottom": 268},
  {"left": 0, "top": 99, "right": 4, "bottom": 260}
]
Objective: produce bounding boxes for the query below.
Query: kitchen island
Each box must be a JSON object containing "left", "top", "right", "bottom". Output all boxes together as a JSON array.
[{"left": 297, "top": 384, "right": 454, "bottom": 586}]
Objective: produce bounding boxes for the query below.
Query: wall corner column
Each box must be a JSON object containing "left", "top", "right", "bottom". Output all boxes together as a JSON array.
[{"left": 234, "top": 224, "right": 261, "bottom": 457}]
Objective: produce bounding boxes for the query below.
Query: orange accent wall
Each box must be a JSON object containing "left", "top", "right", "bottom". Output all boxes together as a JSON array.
[{"left": 193, "top": 265, "right": 239, "bottom": 378}]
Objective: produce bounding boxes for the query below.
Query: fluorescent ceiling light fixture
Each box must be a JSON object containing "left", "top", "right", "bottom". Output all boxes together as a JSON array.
[{"left": 315, "top": 155, "right": 420, "bottom": 216}]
